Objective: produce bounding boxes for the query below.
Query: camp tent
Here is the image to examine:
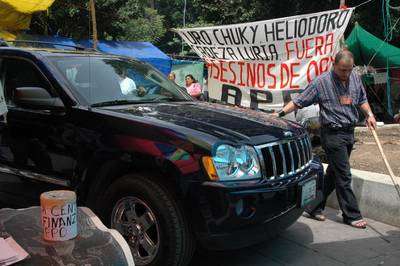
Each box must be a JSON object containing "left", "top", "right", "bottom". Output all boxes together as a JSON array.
[
  {"left": 345, "top": 24, "right": 400, "bottom": 118},
  {"left": 346, "top": 23, "right": 400, "bottom": 68}
]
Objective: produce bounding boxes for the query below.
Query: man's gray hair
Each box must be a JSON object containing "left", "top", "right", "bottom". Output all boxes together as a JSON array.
[{"left": 334, "top": 50, "right": 354, "bottom": 64}]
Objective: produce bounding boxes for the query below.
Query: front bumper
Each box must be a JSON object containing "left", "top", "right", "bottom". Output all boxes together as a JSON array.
[{"left": 190, "top": 158, "right": 324, "bottom": 250}]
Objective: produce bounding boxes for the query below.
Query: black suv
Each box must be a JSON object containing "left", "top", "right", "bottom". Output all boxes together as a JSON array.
[{"left": 0, "top": 44, "right": 324, "bottom": 266}]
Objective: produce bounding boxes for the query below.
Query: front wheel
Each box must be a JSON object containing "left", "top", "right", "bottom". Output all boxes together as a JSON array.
[
  {"left": 101, "top": 174, "right": 195, "bottom": 266},
  {"left": 112, "top": 196, "right": 160, "bottom": 265}
]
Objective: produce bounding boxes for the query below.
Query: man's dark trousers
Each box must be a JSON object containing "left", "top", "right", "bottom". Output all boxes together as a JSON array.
[{"left": 306, "top": 127, "right": 363, "bottom": 222}]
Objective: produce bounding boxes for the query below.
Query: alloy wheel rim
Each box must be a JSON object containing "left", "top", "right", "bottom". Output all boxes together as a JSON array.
[{"left": 111, "top": 196, "right": 160, "bottom": 265}]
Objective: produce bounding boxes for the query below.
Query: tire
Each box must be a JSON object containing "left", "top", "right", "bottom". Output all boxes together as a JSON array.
[{"left": 100, "top": 173, "right": 195, "bottom": 266}]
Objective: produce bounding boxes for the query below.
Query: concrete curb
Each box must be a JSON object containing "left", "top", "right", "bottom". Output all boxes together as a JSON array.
[
  {"left": 324, "top": 164, "right": 400, "bottom": 227},
  {"left": 355, "top": 124, "right": 400, "bottom": 132}
]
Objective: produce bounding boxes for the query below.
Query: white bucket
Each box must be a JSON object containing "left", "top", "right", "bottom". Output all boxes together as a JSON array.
[{"left": 40, "top": 190, "right": 77, "bottom": 241}]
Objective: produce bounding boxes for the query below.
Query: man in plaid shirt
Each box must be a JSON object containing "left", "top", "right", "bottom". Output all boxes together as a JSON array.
[{"left": 275, "top": 50, "right": 377, "bottom": 229}]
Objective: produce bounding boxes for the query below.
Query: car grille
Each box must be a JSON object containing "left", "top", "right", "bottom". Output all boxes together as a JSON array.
[{"left": 255, "top": 135, "right": 313, "bottom": 180}]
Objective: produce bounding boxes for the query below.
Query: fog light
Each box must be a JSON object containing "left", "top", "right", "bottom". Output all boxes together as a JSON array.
[
  {"left": 235, "top": 199, "right": 244, "bottom": 216},
  {"left": 235, "top": 198, "right": 256, "bottom": 218}
]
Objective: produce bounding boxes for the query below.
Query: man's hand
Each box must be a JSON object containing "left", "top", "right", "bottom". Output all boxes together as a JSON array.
[
  {"left": 137, "top": 86, "right": 147, "bottom": 97},
  {"left": 360, "top": 103, "right": 377, "bottom": 130},
  {"left": 271, "top": 111, "right": 279, "bottom": 118},
  {"left": 366, "top": 115, "right": 377, "bottom": 130},
  {"left": 394, "top": 113, "right": 400, "bottom": 123}
]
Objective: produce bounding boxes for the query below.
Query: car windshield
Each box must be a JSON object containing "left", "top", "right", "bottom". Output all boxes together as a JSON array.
[{"left": 48, "top": 56, "right": 192, "bottom": 106}]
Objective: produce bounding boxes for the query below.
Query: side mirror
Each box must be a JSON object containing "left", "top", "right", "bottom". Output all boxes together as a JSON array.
[{"left": 14, "top": 87, "right": 64, "bottom": 109}]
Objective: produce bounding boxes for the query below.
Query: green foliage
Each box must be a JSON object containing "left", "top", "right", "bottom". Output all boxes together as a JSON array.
[
  {"left": 31, "top": 0, "right": 165, "bottom": 42},
  {"left": 116, "top": 7, "right": 165, "bottom": 42},
  {"left": 29, "top": 0, "right": 399, "bottom": 54}
]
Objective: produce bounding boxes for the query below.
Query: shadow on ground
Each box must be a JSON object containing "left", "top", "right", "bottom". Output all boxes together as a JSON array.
[{"left": 190, "top": 208, "right": 400, "bottom": 266}]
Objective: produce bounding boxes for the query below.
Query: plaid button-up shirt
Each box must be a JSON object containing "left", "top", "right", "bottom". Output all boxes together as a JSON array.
[{"left": 293, "top": 70, "right": 368, "bottom": 129}]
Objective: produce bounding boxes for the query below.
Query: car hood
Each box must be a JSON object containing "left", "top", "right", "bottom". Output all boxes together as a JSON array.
[{"left": 100, "top": 101, "right": 305, "bottom": 144}]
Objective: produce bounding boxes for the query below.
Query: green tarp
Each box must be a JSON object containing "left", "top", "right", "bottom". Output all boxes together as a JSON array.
[
  {"left": 171, "top": 60, "right": 204, "bottom": 88},
  {"left": 346, "top": 23, "right": 400, "bottom": 68},
  {"left": 346, "top": 24, "right": 400, "bottom": 117}
]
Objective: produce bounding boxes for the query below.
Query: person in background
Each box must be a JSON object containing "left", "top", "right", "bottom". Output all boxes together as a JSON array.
[
  {"left": 137, "top": 86, "right": 147, "bottom": 97},
  {"left": 394, "top": 112, "right": 400, "bottom": 123},
  {"left": 168, "top": 72, "right": 176, "bottom": 83},
  {"left": 118, "top": 69, "right": 137, "bottom": 95},
  {"left": 273, "top": 50, "right": 376, "bottom": 229},
  {"left": 395, "top": 91, "right": 400, "bottom": 123},
  {"left": 185, "top": 74, "right": 202, "bottom": 99}
]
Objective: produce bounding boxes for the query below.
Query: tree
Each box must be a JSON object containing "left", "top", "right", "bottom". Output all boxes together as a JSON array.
[
  {"left": 30, "top": 0, "right": 399, "bottom": 53},
  {"left": 30, "top": 0, "right": 166, "bottom": 42}
]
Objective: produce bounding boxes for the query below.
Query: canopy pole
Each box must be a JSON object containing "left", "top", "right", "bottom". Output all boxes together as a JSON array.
[
  {"left": 89, "top": 0, "right": 98, "bottom": 49},
  {"left": 386, "top": 57, "right": 393, "bottom": 116},
  {"left": 181, "top": 0, "right": 187, "bottom": 53},
  {"left": 339, "top": 0, "right": 347, "bottom": 48}
]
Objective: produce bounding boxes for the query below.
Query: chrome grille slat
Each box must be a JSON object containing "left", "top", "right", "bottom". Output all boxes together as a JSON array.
[
  {"left": 294, "top": 141, "right": 301, "bottom": 169},
  {"left": 306, "top": 138, "right": 311, "bottom": 161},
  {"left": 268, "top": 146, "right": 277, "bottom": 178},
  {"left": 297, "top": 139, "right": 304, "bottom": 166},
  {"left": 279, "top": 144, "right": 287, "bottom": 175},
  {"left": 307, "top": 137, "right": 312, "bottom": 160},
  {"left": 256, "top": 135, "right": 313, "bottom": 180},
  {"left": 288, "top": 141, "right": 295, "bottom": 173},
  {"left": 299, "top": 138, "right": 306, "bottom": 166},
  {"left": 302, "top": 138, "right": 308, "bottom": 162}
]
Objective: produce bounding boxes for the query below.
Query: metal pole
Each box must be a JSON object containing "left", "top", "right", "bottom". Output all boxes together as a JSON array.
[
  {"left": 339, "top": 0, "right": 346, "bottom": 48},
  {"left": 89, "top": 0, "right": 98, "bottom": 49},
  {"left": 181, "top": 0, "right": 187, "bottom": 53}
]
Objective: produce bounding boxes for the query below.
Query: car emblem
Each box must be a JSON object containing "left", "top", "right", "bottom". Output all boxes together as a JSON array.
[{"left": 283, "top": 131, "right": 293, "bottom": 138}]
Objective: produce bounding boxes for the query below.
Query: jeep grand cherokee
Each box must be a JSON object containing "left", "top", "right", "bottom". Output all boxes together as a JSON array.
[{"left": 0, "top": 45, "right": 324, "bottom": 266}]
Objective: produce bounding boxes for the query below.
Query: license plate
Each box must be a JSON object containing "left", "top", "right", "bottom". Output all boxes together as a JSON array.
[{"left": 299, "top": 178, "right": 317, "bottom": 208}]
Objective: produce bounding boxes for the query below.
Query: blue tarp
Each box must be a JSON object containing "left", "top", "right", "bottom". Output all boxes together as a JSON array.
[
  {"left": 20, "top": 35, "right": 172, "bottom": 75},
  {"left": 79, "top": 40, "right": 171, "bottom": 75}
]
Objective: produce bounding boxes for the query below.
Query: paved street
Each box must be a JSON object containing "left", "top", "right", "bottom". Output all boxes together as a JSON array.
[{"left": 190, "top": 208, "right": 400, "bottom": 266}]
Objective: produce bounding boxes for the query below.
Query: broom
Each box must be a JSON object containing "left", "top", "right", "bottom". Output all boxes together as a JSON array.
[{"left": 371, "top": 128, "right": 400, "bottom": 200}]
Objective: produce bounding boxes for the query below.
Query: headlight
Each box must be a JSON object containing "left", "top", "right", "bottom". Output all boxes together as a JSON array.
[{"left": 208, "top": 144, "right": 261, "bottom": 181}]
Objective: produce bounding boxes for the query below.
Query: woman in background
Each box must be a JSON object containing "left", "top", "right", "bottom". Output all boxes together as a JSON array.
[
  {"left": 185, "top": 74, "right": 202, "bottom": 99},
  {"left": 168, "top": 72, "right": 176, "bottom": 83}
]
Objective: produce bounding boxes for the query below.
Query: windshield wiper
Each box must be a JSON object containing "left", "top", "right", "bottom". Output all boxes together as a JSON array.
[
  {"left": 149, "top": 96, "right": 183, "bottom": 102},
  {"left": 91, "top": 99, "right": 139, "bottom": 107},
  {"left": 91, "top": 97, "right": 189, "bottom": 107}
]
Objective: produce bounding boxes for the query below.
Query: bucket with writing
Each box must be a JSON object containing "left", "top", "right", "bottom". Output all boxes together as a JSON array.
[{"left": 40, "top": 190, "right": 77, "bottom": 241}]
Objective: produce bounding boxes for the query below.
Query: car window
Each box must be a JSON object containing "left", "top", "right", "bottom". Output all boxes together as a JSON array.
[
  {"left": 2, "top": 58, "right": 54, "bottom": 106},
  {"left": 48, "top": 56, "right": 192, "bottom": 106}
]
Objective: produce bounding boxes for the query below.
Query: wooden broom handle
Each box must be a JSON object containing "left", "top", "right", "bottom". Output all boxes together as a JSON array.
[{"left": 371, "top": 128, "right": 400, "bottom": 200}]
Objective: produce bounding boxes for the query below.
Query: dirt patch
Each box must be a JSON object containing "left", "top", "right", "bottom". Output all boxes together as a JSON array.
[
  {"left": 350, "top": 125, "right": 400, "bottom": 176},
  {"left": 315, "top": 125, "right": 400, "bottom": 176}
]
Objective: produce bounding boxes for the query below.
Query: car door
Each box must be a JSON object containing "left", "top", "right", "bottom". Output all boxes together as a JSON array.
[{"left": 0, "top": 56, "right": 76, "bottom": 208}]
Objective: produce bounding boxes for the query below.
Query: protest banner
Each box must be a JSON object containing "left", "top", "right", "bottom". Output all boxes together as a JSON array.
[{"left": 175, "top": 8, "right": 353, "bottom": 111}]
